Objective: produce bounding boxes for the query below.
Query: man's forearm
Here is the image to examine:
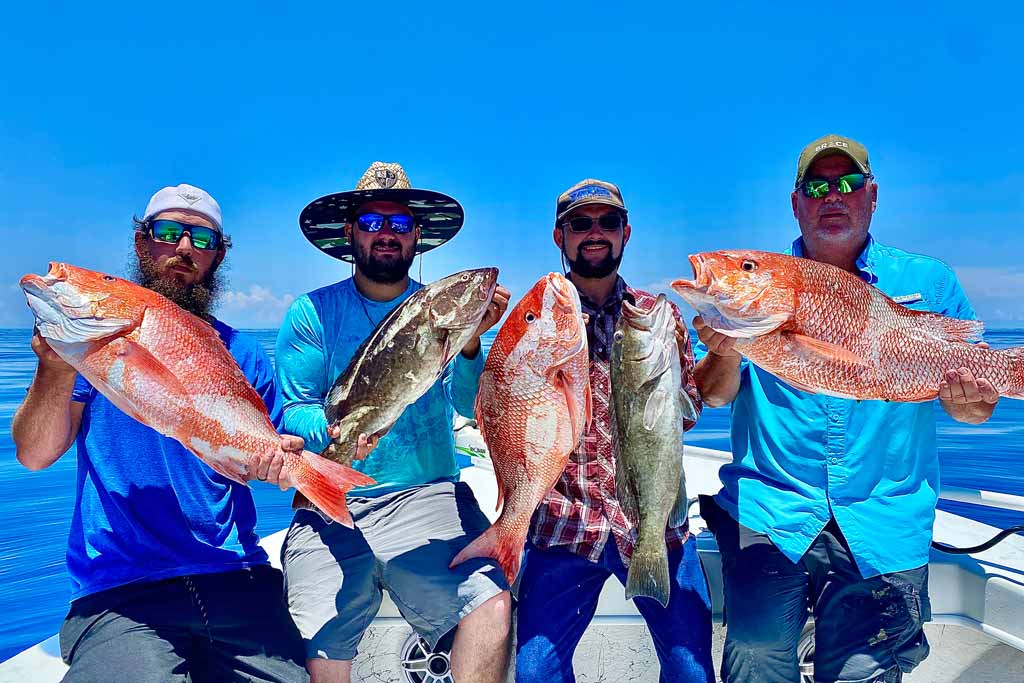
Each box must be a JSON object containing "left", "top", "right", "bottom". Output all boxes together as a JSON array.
[
  {"left": 12, "top": 366, "right": 79, "bottom": 470},
  {"left": 694, "top": 353, "right": 742, "bottom": 408}
]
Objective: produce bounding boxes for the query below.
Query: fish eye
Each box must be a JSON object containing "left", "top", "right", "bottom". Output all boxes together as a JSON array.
[
  {"left": 460, "top": 273, "right": 469, "bottom": 281},
  {"left": 103, "top": 275, "right": 115, "bottom": 281},
  {"left": 525, "top": 311, "right": 537, "bottom": 323},
  {"left": 613, "top": 330, "right": 624, "bottom": 343},
  {"left": 741, "top": 260, "right": 757, "bottom": 272}
]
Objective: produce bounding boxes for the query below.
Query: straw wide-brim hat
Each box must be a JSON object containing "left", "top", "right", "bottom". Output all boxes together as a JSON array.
[{"left": 299, "top": 161, "right": 465, "bottom": 262}]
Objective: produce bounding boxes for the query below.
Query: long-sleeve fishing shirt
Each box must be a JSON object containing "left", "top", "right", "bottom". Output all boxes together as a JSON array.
[
  {"left": 696, "top": 235, "right": 977, "bottom": 578},
  {"left": 529, "top": 276, "right": 703, "bottom": 563},
  {"left": 275, "top": 277, "right": 483, "bottom": 498}
]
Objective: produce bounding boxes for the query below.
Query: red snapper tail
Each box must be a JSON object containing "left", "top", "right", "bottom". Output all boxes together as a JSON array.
[
  {"left": 295, "top": 451, "right": 376, "bottom": 527},
  {"left": 449, "top": 522, "right": 525, "bottom": 587}
]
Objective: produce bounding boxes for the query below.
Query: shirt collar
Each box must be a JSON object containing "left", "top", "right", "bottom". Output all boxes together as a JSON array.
[
  {"left": 789, "top": 234, "right": 878, "bottom": 284},
  {"left": 571, "top": 274, "right": 630, "bottom": 315}
]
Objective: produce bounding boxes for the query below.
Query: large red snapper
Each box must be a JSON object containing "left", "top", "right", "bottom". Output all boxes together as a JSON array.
[
  {"left": 449, "top": 273, "right": 591, "bottom": 584},
  {"left": 672, "top": 250, "right": 1024, "bottom": 402},
  {"left": 20, "top": 263, "right": 374, "bottom": 526}
]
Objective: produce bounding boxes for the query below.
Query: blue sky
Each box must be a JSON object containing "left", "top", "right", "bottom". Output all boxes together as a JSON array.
[{"left": 2, "top": 4, "right": 1022, "bottom": 328}]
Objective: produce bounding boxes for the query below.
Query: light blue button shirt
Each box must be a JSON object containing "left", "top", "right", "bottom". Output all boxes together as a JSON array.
[
  {"left": 275, "top": 277, "right": 484, "bottom": 497},
  {"left": 696, "top": 236, "right": 976, "bottom": 578}
]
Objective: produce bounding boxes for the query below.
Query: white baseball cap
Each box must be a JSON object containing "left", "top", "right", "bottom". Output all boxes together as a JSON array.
[{"left": 142, "top": 183, "right": 223, "bottom": 231}]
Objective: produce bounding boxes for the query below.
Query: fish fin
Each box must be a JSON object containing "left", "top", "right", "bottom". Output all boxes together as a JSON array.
[
  {"left": 902, "top": 308, "right": 985, "bottom": 343},
  {"left": 554, "top": 369, "right": 582, "bottom": 439},
  {"left": 293, "top": 452, "right": 376, "bottom": 527},
  {"left": 615, "top": 459, "right": 641, "bottom": 526},
  {"left": 449, "top": 524, "right": 525, "bottom": 586},
  {"left": 107, "top": 338, "right": 191, "bottom": 400},
  {"left": 584, "top": 377, "right": 594, "bottom": 434},
  {"left": 667, "top": 477, "right": 691, "bottom": 529},
  {"left": 625, "top": 541, "right": 671, "bottom": 607},
  {"left": 642, "top": 387, "right": 669, "bottom": 430},
  {"left": 782, "top": 333, "right": 871, "bottom": 368},
  {"left": 678, "top": 389, "right": 699, "bottom": 423}
]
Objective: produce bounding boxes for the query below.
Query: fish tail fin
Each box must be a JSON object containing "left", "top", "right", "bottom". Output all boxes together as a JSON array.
[
  {"left": 625, "top": 537, "right": 671, "bottom": 607},
  {"left": 295, "top": 451, "right": 376, "bottom": 527},
  {"left": 449, "top": 523, "right": 524, "bottom": 586}
]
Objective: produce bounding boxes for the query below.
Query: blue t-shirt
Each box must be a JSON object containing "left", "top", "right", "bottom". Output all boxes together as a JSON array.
[
  {"left": 696, "top": 236, "right": 976, "bottom": 578},
  {"left": 275, "top": 277, "right": 483, "bottom": 497},
  {"left": 67, "top": 319, "right": 279, "bottom": 601}
]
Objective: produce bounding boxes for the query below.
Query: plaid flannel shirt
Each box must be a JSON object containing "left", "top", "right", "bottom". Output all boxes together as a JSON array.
[{"left": 529, "top": 276, "right": 702, "bottom": 564}]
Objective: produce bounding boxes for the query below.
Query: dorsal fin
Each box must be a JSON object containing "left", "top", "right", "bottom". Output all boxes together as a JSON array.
[{"left": 899, "top": 307, "right": 985, "bottom": 343}]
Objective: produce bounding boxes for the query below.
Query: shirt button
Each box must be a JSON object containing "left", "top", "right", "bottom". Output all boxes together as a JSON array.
[
  {"left": 830, "top": 457, "right": 839, "bottom": 465},
  {"left": 830, "top": 414, "right": 840, "bottom": 423}
]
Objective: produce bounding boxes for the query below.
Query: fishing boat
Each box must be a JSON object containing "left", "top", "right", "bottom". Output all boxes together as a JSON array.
[{"left": 2, "top": 420, "right": 1022, "bottom": 682}]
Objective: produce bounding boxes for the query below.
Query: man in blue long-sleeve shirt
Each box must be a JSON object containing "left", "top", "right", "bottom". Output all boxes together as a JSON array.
[{"left": 277, "top": 162, "right": 513, "bottom": 683}]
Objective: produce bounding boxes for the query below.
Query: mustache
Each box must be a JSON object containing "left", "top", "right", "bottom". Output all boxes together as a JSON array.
[
  {"left": 165, "top": 255, "right": 198, "bottom": 272},
  {"left": 819, "top": 203, "right": 848, "bottom": 216},
  {"left": 371, "top": 238, "right": 402, "bottom": 249}
]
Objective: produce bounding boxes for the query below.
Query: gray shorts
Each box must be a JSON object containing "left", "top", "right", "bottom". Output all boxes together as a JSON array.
[{"left": 282, "top": 480, "right": 509, "bottom": 661}]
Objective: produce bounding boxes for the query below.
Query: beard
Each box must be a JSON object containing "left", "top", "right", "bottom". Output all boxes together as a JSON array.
[
  {"left": 353, "top": 238, "right": 415, "bottom": 284},
  {"left": 564, "top": 239, "right": 623, "bottom": 279},
  {"left": 129, "top": 251, "right": 225, "bottom": 319}
]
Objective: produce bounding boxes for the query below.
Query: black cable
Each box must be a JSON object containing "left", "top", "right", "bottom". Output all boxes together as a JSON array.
[{"left": 931, "top": 525, "right": 1024, "bottom": 555}]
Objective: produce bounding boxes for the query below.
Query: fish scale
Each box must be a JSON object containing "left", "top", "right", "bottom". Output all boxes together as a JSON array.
[
  {"left": 673, "top": 251, "right": 1024, "bottom": 402},
  {"left": 449, "top": 273, "right": 591, "bottom": 585},
  {"left": 20, "top": 262, "right": 376, "bottom": 526}
]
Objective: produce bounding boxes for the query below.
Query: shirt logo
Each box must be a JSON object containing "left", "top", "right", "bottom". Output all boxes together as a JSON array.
[
  {"left": 569, "top": 185, "right": 612, "bottom": 203},
  {"left": 893, "top": 293, "right": 923, "bottom": 304}
]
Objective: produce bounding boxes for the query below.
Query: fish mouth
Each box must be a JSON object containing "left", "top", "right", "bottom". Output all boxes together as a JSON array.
[
  {"left": 547, "top": 272, "right": 577, "bottom": 313},
  {"left": 670, "top": 254, "right": 710, "bottom": 296},
  {"left": 620, "top": 298, "right": 654, "bottom": 332}
]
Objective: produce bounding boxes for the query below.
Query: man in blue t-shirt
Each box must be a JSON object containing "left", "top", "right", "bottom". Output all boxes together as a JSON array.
[
  {"left": 694, "top": 135, "right": 1001, "bottom": 683},
  {"left": 12, "top": 184, "right": 310, "bottom": 682},
  {"left": 279, "top": 162, "right": 512, "bottom": 683}
]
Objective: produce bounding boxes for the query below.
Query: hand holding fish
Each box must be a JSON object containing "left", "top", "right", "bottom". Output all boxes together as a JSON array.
[
  {"left": 692, "top": 316, "right": 740, "bottom": 359},
  {"left": 461, "top": 284, "right": 511, "bottom": 358},
  {"left": 253, "top": 435, "right": 304, "bottom": 490},
  {"left": 30, "top": 327, "right": 76, "bottom": 376},
  {"left": 939, "top": 367, "right": 1000, "bottom": 425}
]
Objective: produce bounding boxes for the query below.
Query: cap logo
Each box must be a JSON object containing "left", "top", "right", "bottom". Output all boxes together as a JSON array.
[
  {"left": 569, "top": 184, "right": 612, "bottom": 202},
  {"left": 177, "top": 186, "right": 203, "bottom": 205},
  {"left": 815, "top": 140, "right": 849, "bottom": 152},
  {"left": 374, "top": 167, "right": 398, "bottom": 189}
]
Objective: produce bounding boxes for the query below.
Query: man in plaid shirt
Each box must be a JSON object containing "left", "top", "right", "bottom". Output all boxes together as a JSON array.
[{"left": 515, "top": 179, "right": 714, "bottom": 683}]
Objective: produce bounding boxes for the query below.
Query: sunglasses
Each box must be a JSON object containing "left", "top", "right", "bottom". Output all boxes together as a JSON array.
[
  {"left": 355, "top": 213, "right": 416, "bottom": 234},
  {"left": 799, "top": 173, "right": 872, "bottom": 199},
  {"left": 148, "top": 219, "right": 222, "bottom": 250},
  {"left": 562, "top": 212, "right": 625, "bottom": 234}
]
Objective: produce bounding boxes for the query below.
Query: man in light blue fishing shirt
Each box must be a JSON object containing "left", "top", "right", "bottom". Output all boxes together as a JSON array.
[
  {"left": 276, "top": 162, "right": 513, "bottom": 683},
  {"left": 694, "top": 134, "right": 1000, "bottom": 683}
]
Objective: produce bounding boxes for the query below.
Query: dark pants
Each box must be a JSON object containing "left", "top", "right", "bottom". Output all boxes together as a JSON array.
[
  {"left": 515, "top": 536, "right": 715, "bottom": 682},
  {"left": 59, "top": 566, "right": 309, "bottom": 683},
  {"left": 701, "top": 497, "right": 931, "bottom": 683}
]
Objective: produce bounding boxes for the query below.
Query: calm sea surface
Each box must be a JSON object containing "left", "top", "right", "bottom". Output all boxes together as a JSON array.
[{"left": 1, "top": 327, "right": 1022, "bottom": 661}]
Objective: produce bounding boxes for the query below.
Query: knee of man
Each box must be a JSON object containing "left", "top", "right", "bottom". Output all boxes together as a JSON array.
[
  {"left": 726, "top": 620, "right": 799, "bottom": 653},
  {"left": 475, "top": 591, "right": 513, "bottom": 631}
]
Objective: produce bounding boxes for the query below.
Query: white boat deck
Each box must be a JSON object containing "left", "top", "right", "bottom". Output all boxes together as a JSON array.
[{"left": 2, "top": 441, "right": 1023, "bottom": 682}]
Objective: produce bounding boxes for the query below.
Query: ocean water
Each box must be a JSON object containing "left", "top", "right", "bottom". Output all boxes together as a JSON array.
[{"left": 1, "top": 328, "right": 1022, "bottom": 662}]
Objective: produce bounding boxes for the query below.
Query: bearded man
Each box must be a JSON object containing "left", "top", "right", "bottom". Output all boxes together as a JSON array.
[
  {"left": 12, "top": 183, "right": 311, "bottom": 683},
  {"left": 276, "top": 162, "right": 513, "bottom": 683}
]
